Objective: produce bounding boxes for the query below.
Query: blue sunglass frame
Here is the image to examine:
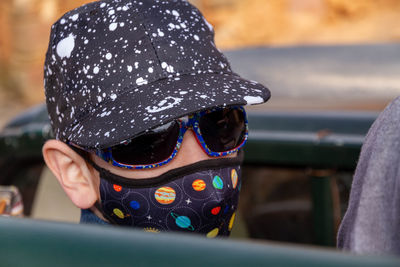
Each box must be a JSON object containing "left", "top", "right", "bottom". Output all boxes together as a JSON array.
[{"left": 94, "top": 106, "right": 248, "bottom": 170}]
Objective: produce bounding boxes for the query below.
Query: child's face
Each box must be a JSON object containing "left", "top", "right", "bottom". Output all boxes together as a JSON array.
[{"left": 91, "top": 129, "right": 237, "bottom": 180}]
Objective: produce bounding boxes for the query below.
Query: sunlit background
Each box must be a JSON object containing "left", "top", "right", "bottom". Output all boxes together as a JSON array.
[
  {"left": 1, "top": 0, "right": 400, "bottom": 245},
  {"left": 1, "top": 0, "right": 400, "bottom": 127}
]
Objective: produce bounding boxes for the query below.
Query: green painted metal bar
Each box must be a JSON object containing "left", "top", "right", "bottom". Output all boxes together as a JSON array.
[
  {"left": 309, "top": 170, "right": 335, "bottom": 246},
  {"left": 1, "top": 217, "right": 399, "bottom": 267}
]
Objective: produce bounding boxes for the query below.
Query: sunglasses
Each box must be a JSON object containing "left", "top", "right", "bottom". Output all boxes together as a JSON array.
[{"left": 75, "top": 106, "right": 248, "bottom": 169}]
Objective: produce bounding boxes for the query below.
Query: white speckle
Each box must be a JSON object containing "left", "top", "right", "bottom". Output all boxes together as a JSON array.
[
  {"left": 100, "top": 3, "right": 106, "bottom": 8},
  {"left": 110, "top": 93, "right": 117, "bottom": 100},
  {"left": 136, "top": 77, "right": 148, "bottom": 86},
  {"left": 97, "top": 96, "right": 102, "bottom": 102},
  {"left": 122, "top": 5, "right": 129, "bottom": 11},
  {"left": 105, "top": 53, "right": 112, "bottom": 60},
  {"left": 84, "top": 39, "right": 89, "bottom": 44},
  {"left": 193, "top": 35, "right": 200, "bottom": 41},
  {"left": 104, "top": 132, "right": 110, "bottom": 137},
  {"left": 159, "top": 62, "right": 174, "bottom": 73},
  {"left": 172, "top": 10, "right": 179, "bottom": 17},
  {"left": 166, "top": 65, "right": 174, "bottom": 73},
  {"left": 157, "top": 29, "right": 164, "bottom": 37},
  {"left": 56, "top": 34, "right": 75, "bottom": 58},
  {"left": 168, "top": 23, "right": 175, "bottom": 30},
  {"left": 119, "top": 22, "right": 125, "bottom": 27},
  {"left": 145, "top": 97, "right": 183, "bottom": 113},
  {"left": 83, "top": 66, "right": 89, "bottom": 74},
  {"left": 109, "top": 22, "right": 118, "bottom": 31},
  {"left": 71, "top": 14, "right": 79, "bottom": 21},
  {"left": 200, "top": 95, "right": 207, "bottom": 99},
  {"left": 127, "top": 65, "right": 132, "bottom": 72},
  {"left": 134, "top": 62, "right": 139, "bottom": 69},
  {"left": 244, "top": 96, "right": 264, "bottom": 105},
  {"left": 179, "top": 91, "right": 188, "bottom": 95},
  {"left": 109, "top": 9, "right": 115, "bottom": 15},
  {"left": 93, "top": 66, "right": 99, "bottom": 74},
  {"left": 180, "top": 23, "right": 186, "bottom": 28},
  {"left": 60, "top": 19, "right": 66, "bottom": 24},
  {"left": 148, "top": 67, "right": 153, "bottom": 73}
]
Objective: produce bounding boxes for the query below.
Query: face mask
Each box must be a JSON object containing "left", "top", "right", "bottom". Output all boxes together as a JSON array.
[{"left": 88, "top": 153, "right": 243, "bottom": 238}]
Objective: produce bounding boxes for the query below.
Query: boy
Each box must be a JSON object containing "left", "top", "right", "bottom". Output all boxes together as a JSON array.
[{"left": 42, "top": 0, "right": 270, "bottom": 237}]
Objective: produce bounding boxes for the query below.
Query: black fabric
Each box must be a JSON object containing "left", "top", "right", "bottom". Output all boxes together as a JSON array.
[
  {"left": 98, "top": 162, "right": 242, "bottom": 236},
  {"left": 44, "top": 0, "right": 270, "bottom": 149}
]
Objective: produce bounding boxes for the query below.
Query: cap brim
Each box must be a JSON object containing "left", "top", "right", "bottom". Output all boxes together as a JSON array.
[{"left": 66, "top": 72, "right": 270, "bottom": 149}]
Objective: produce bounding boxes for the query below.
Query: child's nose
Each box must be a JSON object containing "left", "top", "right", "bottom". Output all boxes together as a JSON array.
[{"left": 173, "top": 129, "right": 211, "bottom": 166}]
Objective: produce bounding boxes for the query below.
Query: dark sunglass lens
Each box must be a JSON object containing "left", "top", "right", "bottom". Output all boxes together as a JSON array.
[
  {"left": 111, "top": 121, "right": 180, "bottom": 165},
  {"left": 199, "top": 108, "right": 246, "bottom": 152}
]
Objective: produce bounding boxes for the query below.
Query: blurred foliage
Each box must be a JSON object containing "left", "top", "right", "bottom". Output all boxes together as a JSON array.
[{"left": 0, "top": 0, "right": 399, "bottom": 108}]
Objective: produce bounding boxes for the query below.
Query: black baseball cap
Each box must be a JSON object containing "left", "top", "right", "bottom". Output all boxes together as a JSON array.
[{"left": 44, "top": 0, "right": 270, "bottom": 149}]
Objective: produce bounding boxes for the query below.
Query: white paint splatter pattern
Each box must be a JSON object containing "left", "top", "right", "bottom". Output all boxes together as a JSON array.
[
  {"left": 145, "top": 97, "right": 183, "bottom": 113},
  {"left": 56, "top": 34, "right": 75, "bottom": 58},
  {"left": 44, "top": 0, "right": 269, "bottom": 148},
  {"left": 244, "top": 96, "right": 264, "bottom": 105}
]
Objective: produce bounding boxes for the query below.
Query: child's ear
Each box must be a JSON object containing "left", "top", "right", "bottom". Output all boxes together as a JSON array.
[{"left": 42, "top": 140, "right": 99, "bottom": 209}]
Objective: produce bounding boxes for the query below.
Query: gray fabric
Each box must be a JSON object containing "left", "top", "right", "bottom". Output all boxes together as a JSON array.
[{"left": 337, "top": 96, "right": 400, "bottom": 255}]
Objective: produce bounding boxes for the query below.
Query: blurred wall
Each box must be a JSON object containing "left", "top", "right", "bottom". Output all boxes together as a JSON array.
[
  {"left": 201, "top": 0, "right": 400, "bottom": 48},
  {"left": 0, "top": 0, "right": 88, "bottom": 106},
  {"left": 0, "top": 0, "right": 399, "bottom": 107}
]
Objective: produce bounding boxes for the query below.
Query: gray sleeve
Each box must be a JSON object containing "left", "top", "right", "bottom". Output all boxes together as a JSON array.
[{"left": 337, "top": 96, "right": 400, "bottom": 255}]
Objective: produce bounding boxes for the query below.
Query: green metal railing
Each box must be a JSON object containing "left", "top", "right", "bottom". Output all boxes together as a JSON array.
[{"left": 1, "top": 217, "right": 399, "bottom": 266}]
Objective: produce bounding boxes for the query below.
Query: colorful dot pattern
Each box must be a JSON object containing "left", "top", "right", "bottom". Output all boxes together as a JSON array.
[{"left": 100, "top": 165, "right": 241, "bottom": 237}]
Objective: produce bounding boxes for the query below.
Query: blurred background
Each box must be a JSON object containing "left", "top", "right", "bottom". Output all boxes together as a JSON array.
[
  {"left": 1, "top": 0, "right": 400, "bottom": 127},
  {"left": 1, "top": 0, "right": 400, "bottom": 246}
]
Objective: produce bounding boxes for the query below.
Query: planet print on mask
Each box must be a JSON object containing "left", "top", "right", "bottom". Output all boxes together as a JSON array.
[
  {"left": 113, "top": 184, "right": 122, "bottom": 192},
  {"left": 229, "top": 212, "right": 236, "bottom": 231},
  {"left": 130, "top": 200, "right": 140, "bottom": 210},
  {"left": 182, "top": 176, "right": 211, "bottom": 200},
  {"left": 211, "top": 206, "right": 221, "bottom": 215},
  {"left": 143, "top": 227, "right": 160, "bottom": 233},
  {"left": 155, "top": 187, "right": 176, "bottom": 204},
  {"left": 202, "top": 201, "right": 225, "bottom": 219},
  {"left": 224, "top": 205, "right": 230, "bottom": 214},
  {"left": 170, "top": 213, "right": 195, "bottom": 231},
  {"left": 192, "top": 179, "right": 206, "bottom": 191},
  {"left": 113, "top": 208, "right": 125, "bottom": 219},
  {"left": 231, "top": 169, "right": 238, "bottom": 189},
  {"left": 206, "top": 228, "right": 219, "bottom": 238},
  {"left": 122, "top": 192, "right": 150, "bottom": 218},
  {"left": 212, "top": 176, "right": 223, "bottom": 189}
]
